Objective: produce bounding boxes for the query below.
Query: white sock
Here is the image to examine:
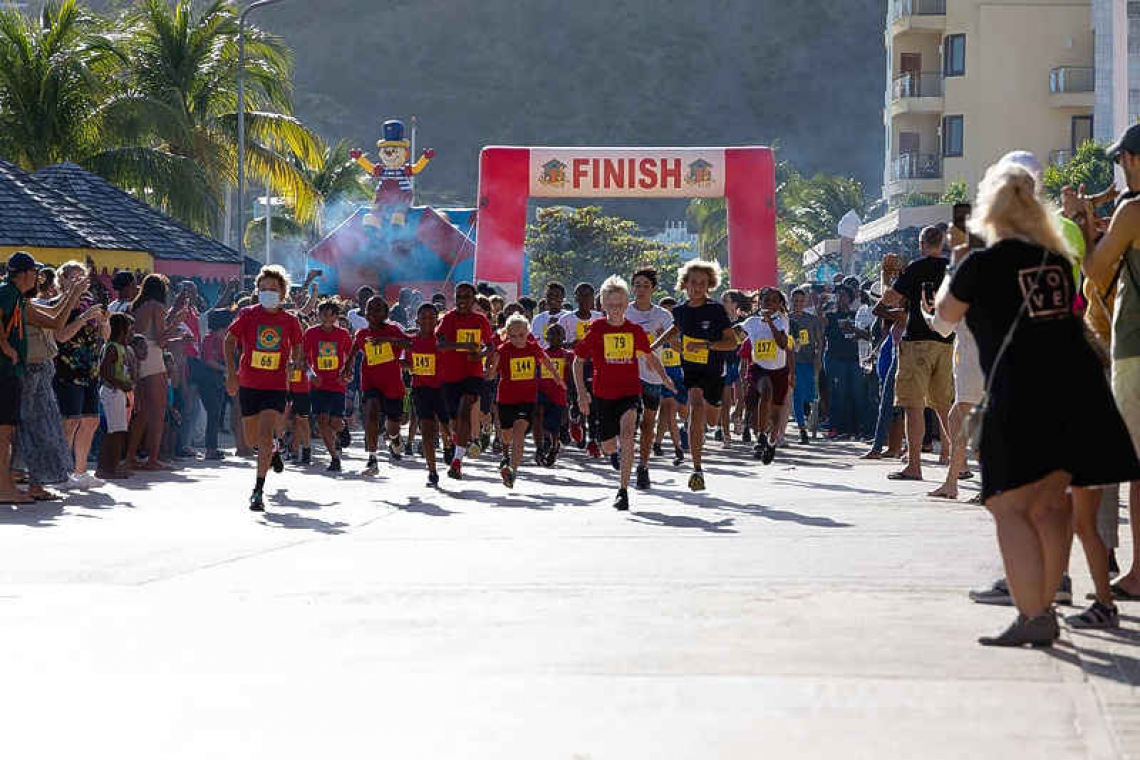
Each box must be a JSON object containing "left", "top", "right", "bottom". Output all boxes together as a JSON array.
[{"left": 453, "top": 445, "right": 467, "bottom": 464}]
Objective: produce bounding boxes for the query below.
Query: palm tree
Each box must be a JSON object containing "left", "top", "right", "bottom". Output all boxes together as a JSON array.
[{"left": 686, "top": 197, "right": 727, "bottom": 263}]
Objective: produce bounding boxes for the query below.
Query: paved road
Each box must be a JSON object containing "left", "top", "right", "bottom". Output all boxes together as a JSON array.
[{"left": 0, "top": 435, "right": 1135, "bottom": 759}]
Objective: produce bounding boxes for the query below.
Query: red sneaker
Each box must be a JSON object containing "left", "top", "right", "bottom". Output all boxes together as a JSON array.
[
  {"left": 586, "top": 440, "right": 601, "bottom": 458},
  {"left": 570, "top": 421, "right": 584, "bottom": 444}
]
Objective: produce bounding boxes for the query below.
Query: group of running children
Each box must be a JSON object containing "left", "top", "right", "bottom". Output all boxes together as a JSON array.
[{"left": 223, "top": 259, "right": 802, "bottom": 512}]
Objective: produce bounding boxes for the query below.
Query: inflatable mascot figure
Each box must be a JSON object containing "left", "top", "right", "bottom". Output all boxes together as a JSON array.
[{"left": 349, "top": 119, "right": 434, "bottom": 229}]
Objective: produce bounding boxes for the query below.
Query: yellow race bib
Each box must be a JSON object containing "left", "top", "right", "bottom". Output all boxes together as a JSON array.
[
  {"left": 411, "top": 352, "right": 436, "bottom": 376},
  {"left": 509, "top": 356, "right": 536, "bottom": 381},
  {"left": 289, "top": 368, "right": 302, "bottom": 384},
  {"left": 542, "top": 357, "right": 565, "bottom": 380},
  {"left": 576, "top": 321, "right": 589, "bottom": 341},
  {"left": 365, "top": 341, "right": 394, "bottom": 366},
  {"left": 250, "top": 350, "right": 281, "bottom": 371},
  {"left": 753, "top": 339, "right": 778, "bottom": 363},
  {"left": 798, "top": 329, "right": 809, "bottom": 346},
  {"left": 682, "top": 336, "right": 708, "bottom": 364},
  {"left": 661, "top": 347, "right": 681, "bottom": 367},
  {"left": 316, "top": 355, "right": 339, "bottom": 371},
  {"left": 456, "top": 328, "right": 481, "bottom": 351},
  {"left": 603, "top": 333, "right": 634, "bottom": 361}
]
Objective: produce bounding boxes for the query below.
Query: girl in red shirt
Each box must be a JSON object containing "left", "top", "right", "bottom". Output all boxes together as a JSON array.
[
  {"left": 484, "top": 314, "right": 564, "bottom": 489},
  {"left": 304, "top": 301, "right": 353, "bottom": 472},
  {"left": 403, "top": 302, "right": 450, "bottom": 487},
  {"left": 537, "top": 322, "right": 572, "bottom": 467}
]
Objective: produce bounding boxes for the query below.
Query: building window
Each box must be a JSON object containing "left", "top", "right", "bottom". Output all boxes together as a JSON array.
[
  {"left": 942, "top": 115, "right": 964, "bottom": 157},
  {"left": 943, "top": 34, "right": 965, "bottom": 77},
  {"left": 1072, "top": 115, "right": 1093, "bottom": 152}
]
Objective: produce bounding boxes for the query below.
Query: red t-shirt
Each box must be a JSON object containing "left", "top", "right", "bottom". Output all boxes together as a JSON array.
[
  {"left": 436, "top": 310, "right": 493, "bottom": 382},
  {"left": 496, "top": 340, "right": 548, "bottom": 405},
  {"left": 201, "top": 330, "right": 225, "bottom": 366},
  {"left": 407, "top": 333, "right": 443, "bottom": 389},
  {"left": 573, "top": 318, "right": 651, "bottom": 400},
  {"left": 181, "top": 308, "right": 201, "bottom": 359},
  {"left": 539, "top": 346, "right": 571, "bottom": 407},
  {"left": 304, "top": 325, "right": 352, "bottom": 394},
  {"left": 228, "top": 305, "right": 304, "bottom": 391},
  {"left": 352, "top": 323, "right": 408, "bottom": 397}
]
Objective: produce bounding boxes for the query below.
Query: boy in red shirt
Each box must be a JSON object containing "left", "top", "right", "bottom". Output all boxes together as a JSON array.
[
  {"left": 484, "top": 313, "right": 565, "bottom": 488},
  {"left": 537, "top": 322, "right": 571, "bottom": 466},
  {"left": 436, "top": 282, "right": 495, "bottom": 480},
  {"left": 404, "top": 302, "right": 450, "bottom": 487},
  {"left": 224, "top": 265, "right": 305, "bottom": 512},
  {"left": 343, "top": 297, "right": 409, "bottom": 475},
  {"left": 286, "top": 326, "right": 312, "bottom": 465},
  {"left": 573, "top": 275, "right": 674, "bottom": 510},
  {"left": 304, "top": 300, "right": 353, "bottom": 472}
]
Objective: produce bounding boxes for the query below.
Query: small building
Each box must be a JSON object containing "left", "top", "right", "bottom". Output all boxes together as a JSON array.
[
  {"left": 540, "top": 159, "right": 567, "bottom": 185},
  {"left": 686, "top": 158, "right": 713, "bottom": 185}
]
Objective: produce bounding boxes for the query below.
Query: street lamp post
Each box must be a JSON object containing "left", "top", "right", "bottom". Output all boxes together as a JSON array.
[{"left": 237, "top": 0, "right": 288, "bottom": 267}]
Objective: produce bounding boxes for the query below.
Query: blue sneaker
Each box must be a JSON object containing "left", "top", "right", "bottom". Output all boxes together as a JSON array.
[{"left": 679, "top": 426, "right": 690, "bottom": 452}]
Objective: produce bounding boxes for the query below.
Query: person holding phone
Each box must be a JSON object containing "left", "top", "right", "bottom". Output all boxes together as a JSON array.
[{"left": 875, "top": 225, "right": 955, "bottom": 481}]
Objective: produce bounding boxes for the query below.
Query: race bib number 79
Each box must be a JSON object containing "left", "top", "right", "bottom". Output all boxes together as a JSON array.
[{"left": 603, "top": 333, "right": 634, "bottom": 361}]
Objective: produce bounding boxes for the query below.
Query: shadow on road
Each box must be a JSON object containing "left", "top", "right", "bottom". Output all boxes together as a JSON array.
[
  {"left": 259, "top": 511, "right": 348, "bottom": 535},
  {"left": 381, "top": 496, "right": 457, "bottom": 517},
  {"left": 631, "top": 511, "right": 737, "bottom": 534},
  {"left": 652, "top": 488, "right": 853, "bottom": 528},
  {"left": 268, "top": 489, "right": 337, "bottom": 510}
]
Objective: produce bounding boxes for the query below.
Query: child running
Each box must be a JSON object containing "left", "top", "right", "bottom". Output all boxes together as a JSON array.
[
  {"left": 624, "top": 268, "right": 673, "bottom": 490},
  {"left": 558, "top": 282, "right": 603, "bottom": 454},
  {"left": 652, "top": 260, "right": 737, "bottom": 491},
  {"left": 437, "top": 282, "right": 495, "bottom": 480},
  {"left": 224, "top": 265, "right": 305, "bottom": 512},
  {"left": 484, "top": 313, "right": 565, "bottom": 488},
  {"left": 573, "top": 275, "right": 674, "bottom": 510},
  {"left": 537, "top": 323, "right": 571, "bottom": 466},
  {"left": 737, "top": 287, "right": 789, "bottom": 464},
  {"left": 406, "top": 302, "right": 449, "bottom": 486},
  {"left": 304, "top": 300, "right": 353, "bottom": 472},
  {"left": 344, "top": 296, "right": 410, "bottom": 475}
]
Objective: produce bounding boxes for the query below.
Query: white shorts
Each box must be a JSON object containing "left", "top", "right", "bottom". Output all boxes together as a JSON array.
[
  {"left": 99, "top": 385, "right": 129, "bottom": 434},
  {"left": 1112, "top": 355, "right": 1140, "bottom": 461},
  {"left": 953, "top": 323, "right": 984, "bottom": 406},
  {"left": 138, "top": 339, "right": 165, "bottom": 379}
]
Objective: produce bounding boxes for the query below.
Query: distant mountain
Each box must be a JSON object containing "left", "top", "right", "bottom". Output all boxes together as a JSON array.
[{"left": 82, "top": 0, "right": 889, "bottom": 230}]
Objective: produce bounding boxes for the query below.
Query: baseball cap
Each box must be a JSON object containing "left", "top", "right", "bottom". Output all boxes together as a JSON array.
[
  {"left": 5, "top": 251, "right": 40, "bottom": 274},
  {"left": 997, "top": 150, "right": 1044, "bottom": 185},
  {"left": 1107, "top": 123, "right": 1140, "bottom": 162},
  {"left": 111, "top": 270, "right": 135, "bottom": 290}
]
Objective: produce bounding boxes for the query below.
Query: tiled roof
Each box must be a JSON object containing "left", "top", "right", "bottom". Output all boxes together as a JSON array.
[
  {"left": 0, "top": 158, "right": 145, "bottom": 251},
  {"left": 33, "top": 162, "right": 239, "bottom": 264}
]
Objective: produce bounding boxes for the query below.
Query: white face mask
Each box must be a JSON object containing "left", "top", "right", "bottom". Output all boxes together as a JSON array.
[{"left": 258, "top": 290, "right": 281, "bottom": 309}]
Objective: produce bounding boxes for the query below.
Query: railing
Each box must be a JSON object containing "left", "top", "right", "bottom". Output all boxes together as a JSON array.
[
  {"left": 1050, "top": 67, "right": 1094, "bottom": 93},
  {"left": 892, "top": 72, "right": 944, "bottom": 100},
  {"left": 891, "top": 153, "right": 942, "bottom": 181},
  {"left": 1049, "top": 149, "right": 1074, "bottom": 166},
  {"left": 890, "top": 0, "right": 947, "bottom": 21}
]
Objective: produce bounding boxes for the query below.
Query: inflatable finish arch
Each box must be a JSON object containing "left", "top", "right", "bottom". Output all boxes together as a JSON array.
[{"left": 474, "top": 146, "right": 777, "bottom": 293}]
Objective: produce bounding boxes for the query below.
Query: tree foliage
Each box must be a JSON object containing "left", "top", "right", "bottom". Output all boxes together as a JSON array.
[
  {"left": 526, "top": 206, "right": 683, "bottom": 297},
  {"left": 939, "top": 181, "right": 969, "bottom": 204},
  {"left": 1043, "top": 141, "right": 1115, "bottom": 202}
]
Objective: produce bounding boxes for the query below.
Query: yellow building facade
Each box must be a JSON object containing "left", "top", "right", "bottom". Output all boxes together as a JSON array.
[{"left": 884, "top": 0, "right": 1095, "bottom": 203}]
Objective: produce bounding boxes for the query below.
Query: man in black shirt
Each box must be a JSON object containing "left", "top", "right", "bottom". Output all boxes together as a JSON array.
[{"left": 877, "top": 225, "right": 954, "bottom": 480}]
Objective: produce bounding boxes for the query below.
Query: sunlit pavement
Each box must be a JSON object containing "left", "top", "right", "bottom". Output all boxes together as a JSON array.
[{"left": 0, "top": 434, "right": 1135, "bottom": 759}]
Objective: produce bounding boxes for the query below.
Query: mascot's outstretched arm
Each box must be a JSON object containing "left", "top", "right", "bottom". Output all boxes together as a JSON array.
[
  {"left": 411, "top": 148, "right": 436, "bottom": 176},
  {"left": 348, "top": 149, "right": 375, "bottom": 175}
]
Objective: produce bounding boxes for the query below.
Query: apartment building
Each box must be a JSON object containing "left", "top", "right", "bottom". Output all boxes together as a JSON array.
[
  {"left": 1093, "top": 0, "right": 1140, "bottom": 145},
  {"left": 883, "top": 0, "right": 1096, "bottom": 204}
]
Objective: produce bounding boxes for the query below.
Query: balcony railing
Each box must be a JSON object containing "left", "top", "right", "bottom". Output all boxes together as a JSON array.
[
  {"left": 891, "top": 153, "right": 943, "bottom": 181},
  {"left": 1050, "top": 67, "right": 1094, "bottom": 94},
  {"left": 890, "top": 0, "right": 947, "bottom": 20},
  {"left": 892, "top": 72, "right": 944, "bottom": 100},
  {"left": 1049, "top": 149, "right": 1074, "bottom": 166}
]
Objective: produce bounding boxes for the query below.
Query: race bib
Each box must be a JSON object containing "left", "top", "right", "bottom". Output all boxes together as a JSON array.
[
  {"left": 603, "top": 333, "right": 634, "bottom": 361},
  {"left": 250, "top": 350, "right": 281, "bottom": 371},
  {"left": 682, "top": 336, "right": 708, "bottom": 364},
  {"left": 411, "top": 352, "right": 436, "bottom": 376},
  {"left": 457, "top": 328, "right": 481, "bottom": 351},
  {"left": 509, "top": 356, "right": 535, "bottom": 381},
  {"left": 576, "top": 321, "right": 588, "bottom": 340},
  {"left": 753, "top": 339, "right": 778, "bottom": 363},
  {"left": 661, "top": 347, "right": 681, "bottom": 367},
  {"left": 316, "top": 355, "right": 339, "bottom": 371},
  {"left": 289, "top": 368, "right": 302, "bottom": 384},
  {"left": 542, "top": 357, "right": 565, "bottom": 380},
  {"left": 365, "top": 341, "right": 394, "bottom": 365},
  {"left": 798, "top": 329, "right": 809, "bottom": 346},
  {"left": 541, "top": 322, "right": 551, "bottom": 341}
]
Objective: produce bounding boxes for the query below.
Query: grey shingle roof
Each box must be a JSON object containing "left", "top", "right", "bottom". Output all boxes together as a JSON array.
[
  {"left": 0, "top": 158, "right": 146, "bottom": 251},
  {"left": 34, "top": 162, "right": 239, "bottom": 264}
]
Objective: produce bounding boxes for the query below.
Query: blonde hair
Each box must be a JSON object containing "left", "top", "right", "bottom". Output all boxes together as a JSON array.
[
  {"left": 255, "top": 264, "right": 291, "bottom": 293},
  {"left": 504, "top": 313, "right": 530, "bottom": 333},
  {"left": 599, "top": 275, "right": 630, "bottom": 302},
  {"left": 676, "top": 259, "right": 721, "bottom": 291},
  {"left": 58, "top": 260, "right": 85, "bottom": 278},
  {"left": 968, "top": 162, "right": 1074, "bottom": 262}
]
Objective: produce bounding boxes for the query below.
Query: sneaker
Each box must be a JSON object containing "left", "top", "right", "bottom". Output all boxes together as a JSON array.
[
  {"left": 337, "top": 428, "right": 351, "bottom": 449},
  {"left": 613, "top": 488, "right": 630, "bottom": 511},
  {"left": 714, "top": 427, "right": 724, "bottom": 442},
  {"left": 326, "top": 458, "right": 342, "bottom": 473},
  {"left": 480, "top": 431, "right": 492, "bottom": 451},
  {"left": 468, "top": 442, "right": 482, "bottom": 458},
  {"left": 760, "top": 439, "right": 776, "bottom": 465},
  {"left": 609, "top": 452, "right": 620, "bottom": 471},
  {"left": 800, "top": 429, "right": 810, "bottom": 445},
  {"left": 443, "top": 444, "right": 455, "bottom": 464},
  {"left": 416, "top": 441, "right": 424, "bottom": 457},
  {"left": 652, "top": 442, "right": 664, "bottom": 458},
  {"left": 300, "top": 448, "right": 312, "bottom": 466},
  {"left": 427, "top": 471, "right": 439, "bottom": 487},
  {"left": 978, "top": 613, "right": 1055, "bottom": 648},
  {"left": 587, "top": 441, "right": 601, "bottom": 459},
  {"left": 679, "top": 427, "right": 690, "bottom": 452},
  {"left": 75, "top": 472, "right": 104, "bottom": 489},
  {"left": 1055, "top": 575, "right": 1073, "bottom": 606},
  {"left": 534, "top": 447, "right": 546, "bottom": 466},
  {"left": 688, "top": 470, "right": 705, "bottom": 491},
  {"left": 500, "top": 463, "right": 515, "bottom": 489},
  {"left": 249, "top": 489, "right": 265, "bottom": 512},
  {"left": 1066, "top": 601, "right": 1119, "bottom": 630},
  {"left": 672, "top": 447, "right": 684, "bottom": 467},
  {"left": 388, "top": 439, "right": 403, "bottom": 462},
  {"left": 491, "top": 439, "right": 503, "bottom": 455},
  {"left": 635, "top": 465, "right": 650, "bottom": 490},
  {"left": 969, "top": 578, "right": 1013, "bottom": 606},
  {"left": 447, "top": 461, "right": 462, "bottom": 480},
  {"left": 742, "top": 427, "right": 752, "bottom": 443},
  {"left": 271, "top": 451, "right": 284, "bottom": 474},
  {"left": 362, "top": 455, "right": 379, "bottom": 476},
  {"left": 752, "top": 443, "right": 764, "bottom": 460},
  {"left": 570, "top": 421, "right": 584, "bottom": 444},
  {"left": 545, "top": 440, "right": 560, "bottom": 467}
]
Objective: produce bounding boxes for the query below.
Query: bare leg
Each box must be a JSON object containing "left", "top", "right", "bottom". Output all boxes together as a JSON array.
[
  {"left": 72, "top": 416, "right": 100, "bottom": 475},
  {"left": 638, "top": 404, "right": 658, "bottom": 467},
  {"left": 898, "top": 406, "right": 925, "bottom": 478},
  {"left": 363, "top": 398, "right": 381, "bottom": 455},
  {"left": 930, "top": 402, "right": 972, "bottom": 499},
  {"left": 510, "top": 419, "right": 528, "bottom": 470},
  {"left": 1072, "top": 487, "right": 1113, "bottom": 605},
  {"left": 0, "top": 426, "right": 31, "bottom": 502},
  {"left": 421, "top": 418, "right": 438, "bottom": 474},
  {"left": 1119, "top": 482, "right": 1140, "bottom": 594},
  {"left": 142, "top": 374, "right": 168, "bottom": 469},
  {"left": 688, "top": 390, "right": 707, "bottom": 470},
  {"left": 255, "top": 410, "right": 281, "bottom": 479},
  {"left": 618, "top": 408, "right": 637, "bottom": 490}
]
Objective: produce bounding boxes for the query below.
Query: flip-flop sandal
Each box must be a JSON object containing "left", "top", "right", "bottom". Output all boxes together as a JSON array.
[
  {"left": 928, "top": 491, "right": 957, "bottom": 500},
  {"left": 968, "top": 494, "right": 985, "bottom": 505},
  {"left": 888, "top": 471, "right": 923, "bottom": 481}
]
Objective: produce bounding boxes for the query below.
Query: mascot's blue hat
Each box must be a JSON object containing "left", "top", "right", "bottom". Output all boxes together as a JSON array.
[{"left": 378, "top": 119, "right": 409, "bottom": 148}]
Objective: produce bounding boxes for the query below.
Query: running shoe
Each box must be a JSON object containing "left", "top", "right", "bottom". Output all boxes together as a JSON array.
[
  {"left": 570, "top": 420, "right": 584, "bottom": 444},
  {"left": 300, "top": 448, "right": 312, "bottom": 466},
  {"left": 1066, "top": 601, "right": 1119, "bottom": 630},
  {"left": 480, "top": 431, "right": 492, "bottom": 451},
  {"left": 428, "top": 471, "right": 439, "bottom": 487},
  {"left": 416, "top": 441, "right": 424, "bottom": 456},
  {"left": 635, "top": 465, "right": 650, "bottom": 490},
  {"left": 447, "top": 461, "right": 462, "bottom": 480},
  {"left": 249, "top": 489, "right": 265, "bottom": 512},
  {"left": 1055, "top": 575, "right": 1073, "bottom": 605},
  {"left": 271, "top": 450, "right": 284, "bottom": 474},
  {"left": 500, "top": 463, "right": 516, "bottom": 489},
  {"left": 760, "top": 438, "right": 776, "bottom": 465},
  {"left": 388, "top": 440, "right": 403, "bottom": 462},
  {"left": 609, "top": 452, "right": 620, "bottom": 471},
  {"left": 672, "top": 447, "right": 684, "bottom": 467},
  {"left": 613, "top": 488, "right": 630, "bottom": 511},
  {"left": 679, "top": 427, "right": 690, "bottom": 451},
  {"left": 688, "top": 470, "right": 705, "bottom": 491},
  {"left": 587, "top": 441, "right": 601, "bottom": 459},
  {"left": 652, "top": 442, "right": 664, "bottom": 458},
  {"left": 800, "top": 429, "right": 810, "bottom": 445},
  {"left": 714, "top": 427, "right": 724, "bottom": 442},
  {"left": 337, "top": 428, "right": 351, "bottom": 449},
  {"left": 752, "top": 443, "right": 765, "bottom": 460},
  {"left": 327, "top": 458, "right": 342, "bottom": 473},
  {"left": 969, "top": 578, "right": 1012, "bottom": 606},
  {"left": 491, "top": 439, "right": 503, "bottom": 454},
  {"left": 468, "top": 442, "right": 482, "bottom": 458},
  {"left": 362, "top": 455, "right": 379, "bottom": 477},
  {"left": 742, "top": 427, "right": 752, "bottom": 443}
]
